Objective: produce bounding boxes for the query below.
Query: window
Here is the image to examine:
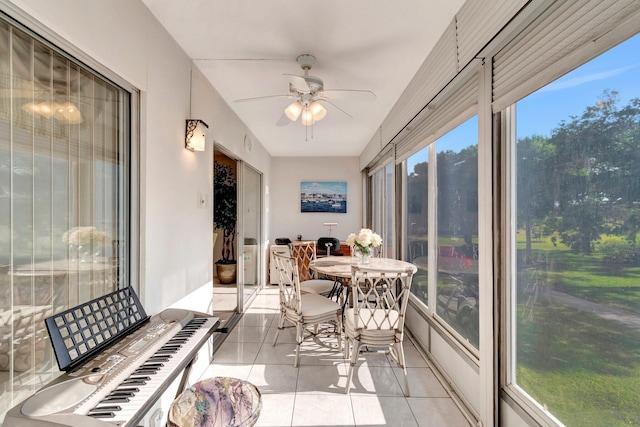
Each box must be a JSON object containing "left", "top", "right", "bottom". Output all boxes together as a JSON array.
[
  {"left": 370, "top": 160, "right": 394, "bottom": 257},
  {"left": 435, "top": 116, "right": 479, "bottom": 348},
  {"left": 508, "top": 33, "right": 640, "bottom": 426},
  {"left": 405, "top": 146, "right": 428, "bottom": 304},
  {"left": 397, "top": 116, "right": 479, "bottom": 346},
  {"left": 0, "top": 18, "right": 131, "bottom": 421},
  {"left": 384, "top": 162, "right": 395, "bottom": 257},
  {"left": 371, "top": 166, "right": 384, "bottom": 236}
]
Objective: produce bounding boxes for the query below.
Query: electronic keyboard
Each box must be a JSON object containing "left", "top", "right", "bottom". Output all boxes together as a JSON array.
[{"left": 4, "top": 288, "right": 219, "bottom": 427}]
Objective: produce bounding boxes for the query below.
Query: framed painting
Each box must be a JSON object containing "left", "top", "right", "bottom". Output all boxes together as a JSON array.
[{"left": 300, "top": 181, "right": 347, "bottom": 213}]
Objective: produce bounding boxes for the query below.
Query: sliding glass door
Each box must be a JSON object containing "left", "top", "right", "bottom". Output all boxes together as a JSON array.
[
  {"left": 213, "top": 151, "right": 262, "bottom": 313},
  {"left": 0, "top": 17, "right": 131, "bottom": 421},
  {"left": 240, "top": 163, "right": 262, "bottom": 310}
]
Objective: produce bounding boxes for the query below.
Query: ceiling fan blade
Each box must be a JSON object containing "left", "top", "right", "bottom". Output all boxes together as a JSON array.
[
  {"left": 319, "top": 99, "right": 353, "bottom": 119},
  {"left": 284, "top": 74, "right": 310, "bottom": 94},
  {"left": 233, "top": 94, "right": 293, "bottom": 103},
  {"left": 276, "top": 112, "right": 291, "bottom": 127},
  {"left": 318, "top": 89, "right": 377, "bottom": 101},
  {"left": 194, "top": 58, "right": 288, "bottom": 62}
]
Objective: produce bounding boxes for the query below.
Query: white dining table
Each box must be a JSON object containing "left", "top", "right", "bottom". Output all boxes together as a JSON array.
[
  {"left": 310, "top": 255, "right": 417, "bottom": 279},
  {"left": 10, "top": 258, "right": 116, "bottom": 307}
]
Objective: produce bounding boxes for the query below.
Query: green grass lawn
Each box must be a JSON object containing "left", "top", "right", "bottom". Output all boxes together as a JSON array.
[
  {"left": 517, "top": 233, "right": 640, "bottom": 311},
  {"left": 517, "top": 305, "right": 640, "bottom": 426},
  {"left": 515, "top": 233, "right": 640, "bottom": 426}
]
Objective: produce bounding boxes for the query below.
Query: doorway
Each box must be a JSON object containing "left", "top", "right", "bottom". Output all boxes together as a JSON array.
[
  {"left": 213, "top": 150, "right": 263, "bottom": 314},
  {"left": 213, "top": 151, "right": 238, "bottom": 312}
]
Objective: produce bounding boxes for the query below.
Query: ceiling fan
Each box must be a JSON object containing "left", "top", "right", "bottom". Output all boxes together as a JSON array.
[{"left": 234, "top": 54, "right": 376, "bottom": 127}]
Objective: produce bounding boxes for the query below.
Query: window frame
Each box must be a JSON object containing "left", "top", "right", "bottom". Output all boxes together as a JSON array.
[
  {"left": 367, "top": 146, "right": 395, "bottom": 256},
  {"left": 431, "top": 115, "right": 481, "bottom": 354},
  {"left": 0, "top": 7, "right": 139, "bottom": 422},
  {"left": 498, "top": 26, "right": 640, "bottom": 427},
  {"left": 377, "top": 66, "right": 483, "bottom": 357},
  {"left": 0, "top": 7, "right": 140, "bottom": 296}
]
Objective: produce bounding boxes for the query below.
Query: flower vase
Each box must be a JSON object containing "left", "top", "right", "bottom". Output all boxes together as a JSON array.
[
  {"left": 69, "top": 244, "right": 78, "bottom": 261},
  {"left": 354, "top": 246, "right": 371, "bottom": 265},
  {"left": 78, "top": 245, "right": 93, "bottom": 263}
]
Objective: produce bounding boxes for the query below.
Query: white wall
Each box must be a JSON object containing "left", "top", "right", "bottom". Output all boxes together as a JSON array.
[
  {"left": 270, "top": 157, "right": 362, "bottom": 243},
  {"left": 5, "top": 0, "right": 271, "bottom": 315}
]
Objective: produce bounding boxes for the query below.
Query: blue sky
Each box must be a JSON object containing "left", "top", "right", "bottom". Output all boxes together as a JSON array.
[
  {"left": 518, "top": 33, "right": 640, "bottom": 139},
  {"left": 407, "top": 33, "right": 640, "bottom": 174},
  {"left": 300, "top": 181, "right": 347, "bottom": 195}
]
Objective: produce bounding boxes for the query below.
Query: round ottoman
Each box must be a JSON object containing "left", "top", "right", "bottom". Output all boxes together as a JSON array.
[{"left": 168, "top": 377, "right": 261, "bottom": 427}]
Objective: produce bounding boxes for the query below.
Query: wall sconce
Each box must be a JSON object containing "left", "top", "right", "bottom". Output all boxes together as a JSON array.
[{"left": 185, "top": 119, "right": 208, "bottom": 151}]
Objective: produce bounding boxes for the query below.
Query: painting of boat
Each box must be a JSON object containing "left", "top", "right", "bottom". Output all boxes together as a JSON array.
[{"left": 300, "top": 181, "right": 347, "bottom": 213}]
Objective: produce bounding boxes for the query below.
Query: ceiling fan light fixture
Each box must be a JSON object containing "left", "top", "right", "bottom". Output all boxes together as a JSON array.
[
  {"left": 22, "top": 101, "right": 81, "bottom": 121},
  {"left": 308, "top": 101, "right": 326, "bottom": 121},
  {"left": 301, "top": 109, "right": 315, "bottom": 126},
  {"left": 284, "top": 101, "right": 303, "bottom": 121},
  {"left": 55, "top": 102, "right": 84, "bottom": 124},
  {"left": 37, "top": 102, "right": 55, "bottom": 118},
  {"left": 21, "top": 102, "right": 42, "bottom": 116}
]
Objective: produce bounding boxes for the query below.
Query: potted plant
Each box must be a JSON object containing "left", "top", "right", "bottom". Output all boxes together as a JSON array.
[{"left": 214, "top": 161, "right": 237, "bottom": 284}]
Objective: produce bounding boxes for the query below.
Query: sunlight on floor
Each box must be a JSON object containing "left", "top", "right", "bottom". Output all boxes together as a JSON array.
[{"left": 202, "top": 287, "right": 471, "bottom": 426}]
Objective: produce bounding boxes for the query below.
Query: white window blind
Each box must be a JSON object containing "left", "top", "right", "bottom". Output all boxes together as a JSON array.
[
  {"left": 367, "top": 144, "right": 394, "bottom": 177},
  {"left": 0, "top": 16, "right": 131, "bottom": 419},
  {"left": 492, "top": 0, "right": 640, "bottom": 110},
  {"left": 381, "top": 19, "right": 459, "bottom": 148},
  {"left": 456, "top": 0, "right": 528, "bottom": 67},
  {"left": 395, "top": 68, "right": 479, "bottom": 163},
  {"left": 363, "top": 0, "right": 529, "bottom": 169}
]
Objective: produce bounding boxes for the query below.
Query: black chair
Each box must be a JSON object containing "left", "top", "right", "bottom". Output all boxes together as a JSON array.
[{"left": 317, "top": 237, "right": 342, "bottom": 257}]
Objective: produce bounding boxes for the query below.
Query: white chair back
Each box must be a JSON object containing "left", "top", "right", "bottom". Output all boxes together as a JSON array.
[
  {"left": 272, "top": 251, "right": 342, "bottom": 368},
  {"left": 344, "top": 264, "right": 415, "bottom": 396},
  {"left": 349, "top": 265, "right": 414, "bottom": 336},
  {"left": 273, "top": 252, "right": 301, "bottom": 314}
]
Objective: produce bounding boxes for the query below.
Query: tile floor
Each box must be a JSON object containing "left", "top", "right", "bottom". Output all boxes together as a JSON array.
[{"left": 199, "top": 287, "right": 471, "bottom": 427}]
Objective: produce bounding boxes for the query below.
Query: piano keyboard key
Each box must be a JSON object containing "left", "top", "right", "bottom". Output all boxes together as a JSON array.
[
  {"left": 87, "top": 411, "right": 116, "bottom": 418},
  {"left": 89, "top": 405, "right": 121, "bottom": 412},
  {"left": 74, "top": 320, "right": 185, "bottom": 416},
  {"left": 100, "top": 397, "right": 129, "bottom": 403},
  {"left": 86, "top": 317, "right": 217, "bottom": 425},
  {"left": 4, "top": 310, "right": 218, "bottom": 427}
]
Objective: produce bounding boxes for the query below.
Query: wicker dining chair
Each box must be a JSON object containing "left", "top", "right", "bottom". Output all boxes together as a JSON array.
[
  {"left": 290, "top": 241, "right": 341, "bottom": 300},
  {"left": 272, "top": 252, "right": 342, "bottom": 367},
  {"left": 343, "top": 264, "right": 415, "bottom": 396}
]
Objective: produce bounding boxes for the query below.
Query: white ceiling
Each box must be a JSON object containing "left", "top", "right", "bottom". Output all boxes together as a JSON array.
[{"left": 142, "top": 0, "right": 466, "bottom": 157}]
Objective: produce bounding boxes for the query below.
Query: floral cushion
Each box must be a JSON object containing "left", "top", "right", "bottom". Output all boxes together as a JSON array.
[{"left": 168, "top": 377, "right": 261, "bottom": 427}]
